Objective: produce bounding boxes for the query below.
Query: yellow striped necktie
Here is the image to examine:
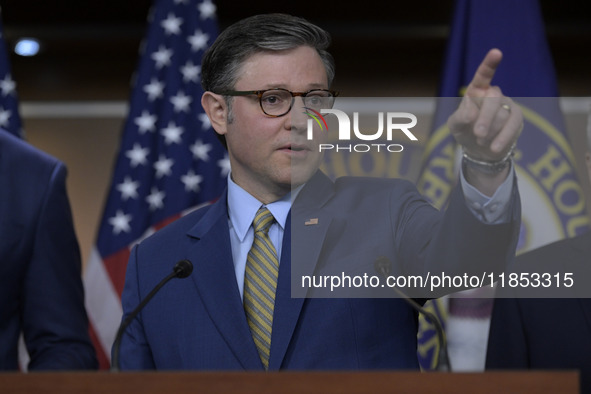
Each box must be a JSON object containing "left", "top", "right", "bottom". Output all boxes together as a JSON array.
[{"left": 244, "top": 206, "right": 279, "bottom": 370}]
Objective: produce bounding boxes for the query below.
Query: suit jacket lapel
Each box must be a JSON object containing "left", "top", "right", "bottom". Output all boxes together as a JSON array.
[
  {"left": 269, "top": 171, "right": 335, "bottom": 370},
  {"left": 185, "top": 190, "right": 262, "bottom": 370}
]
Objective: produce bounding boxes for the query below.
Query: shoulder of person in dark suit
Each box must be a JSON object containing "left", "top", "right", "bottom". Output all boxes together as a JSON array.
[{"left": 0, "top": 128, "right": 98, "bottom": 371}]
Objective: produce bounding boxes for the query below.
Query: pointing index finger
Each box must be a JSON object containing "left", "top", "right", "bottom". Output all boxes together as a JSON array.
[{"left": 465, "top": 48, "right": 503, "bottom": 97}]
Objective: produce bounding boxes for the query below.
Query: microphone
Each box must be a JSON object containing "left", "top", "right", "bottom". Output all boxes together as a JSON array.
[
  {"left": 374, "top": 256, "right": 451, "bottom": 372},
  {"left": 110, "top": 259, "right": 193, "bottom": 372}
]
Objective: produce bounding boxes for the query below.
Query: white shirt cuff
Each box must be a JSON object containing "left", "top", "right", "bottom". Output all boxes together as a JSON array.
[{"left": 460, "top": 162, "right": 515, "bottom": 224}]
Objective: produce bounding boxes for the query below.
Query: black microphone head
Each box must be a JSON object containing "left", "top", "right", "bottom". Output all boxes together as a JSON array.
[
  {"left": 173, "top": 259, "right": 193, "bottom": 278},
  {"left": 374, "top": 256, "right": 390, "bottom": 277}
]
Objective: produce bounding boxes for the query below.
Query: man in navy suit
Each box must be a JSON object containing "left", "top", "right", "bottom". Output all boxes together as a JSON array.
[
  {"left": 117, "top": 14, "right": 523, "bottom": 370},
  {"left": 0, "top": 129, "right": 97, "bottom": 370},
  {"left": 486, "top": 132, "right": 591, "bottom": 393}
]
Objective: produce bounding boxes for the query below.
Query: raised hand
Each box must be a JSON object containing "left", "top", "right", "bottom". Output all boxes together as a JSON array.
[{"left": 448, "top": 48, "right": 523, "bottom": 164}]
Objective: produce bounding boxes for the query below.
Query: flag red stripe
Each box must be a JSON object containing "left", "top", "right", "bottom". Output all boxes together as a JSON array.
[
  {"left": 154, "top": 213, "right": 182, "bottom": 231},
  {"left": 103, "top": 249, "right": 131, "bottom": 298},
  {"left": 89, "top": 322, "right": 110, "bottom": 369}
]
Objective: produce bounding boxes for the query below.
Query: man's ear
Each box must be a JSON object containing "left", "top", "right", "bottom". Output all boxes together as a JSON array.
[{"left": 201, "top": 92, "right": 228, "bottom": 136}]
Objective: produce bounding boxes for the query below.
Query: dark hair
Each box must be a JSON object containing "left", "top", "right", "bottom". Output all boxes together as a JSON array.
[
  {"left": 201, "top": 14, "right": 335, "bottom": 148},
  {"left": 202, "top": 13, "right": 335, "bottom": 92}
]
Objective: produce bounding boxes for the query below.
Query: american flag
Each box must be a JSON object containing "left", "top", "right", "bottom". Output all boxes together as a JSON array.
[
  {"left": 83, "top": 0, "right": 227, "bottom": 369},
  {"left": 0, "top": 9, "right": 23, "bottom": 137}
]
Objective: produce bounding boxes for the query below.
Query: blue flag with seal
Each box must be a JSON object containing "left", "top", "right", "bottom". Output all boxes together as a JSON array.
[{"left": 416, "top": 0, "right": 590, "bottom": 371}]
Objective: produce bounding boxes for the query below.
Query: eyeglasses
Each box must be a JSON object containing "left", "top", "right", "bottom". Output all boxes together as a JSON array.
[{"left": 217, "top": 88, "right": 338, "bottom": 117}]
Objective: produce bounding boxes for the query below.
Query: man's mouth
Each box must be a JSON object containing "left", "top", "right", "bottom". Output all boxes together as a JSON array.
[{"left": 278, "top": 143, "right": 311, "bottom": 157}]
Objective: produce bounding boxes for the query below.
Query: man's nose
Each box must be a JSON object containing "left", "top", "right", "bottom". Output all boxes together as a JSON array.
[{"left": 287, "top": 97, "right": 308, "bottom": 132}]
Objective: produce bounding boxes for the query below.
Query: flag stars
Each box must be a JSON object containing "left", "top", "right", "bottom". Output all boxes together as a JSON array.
[
  {"left": 125, "top": 143, "right": 150, "bottom": 167},
  {"left": 108, "top": 210, "right": 132, "bottom": 235},
  {"left": 0, "top": 74, "right": 16, "bottom": 96},
  {"left": 0, "top": 107, "right": 12, "bottom": 128},
  {"left": 143, "top": 78, "right": 165, "bottom": 101},
  {"left": 198, "top": 112, "right": 211, "bottom": 129},
  {"left": 116, "top": 177, "right": 140, "bottom": 200},
  {"left": 187, "top": 29, "right": 209, "bottom": 52},
  {"left": 190, "top": 140, "right": 212, "bottom": 161},
  {"left": 135, "top": 110, "right": 158, "bottom": 133},
  {"left": 146, "top": 187, "right": 166, "bottom": 211},
  {"left": 170, "top": 90, "right": 192, "bottom": 113},
  {"left": 161, "top": 13, "right": 183, "bottom": 35},
  {"left": 181, "top": 170, "right": 203, "bottom": 192},
  {"left": 180, "top": 61, "right": 201, "bottom": 83},
  {"left": 151, "top": 45, "right": 173, "bottom": 69},
  {"left": 161, "top": 121, "right": 184, "bottom": 145},
  {"left": 198, "top": 0, "right": 216, "bottom": 20},
  {"left": 154, "top": 154, "right": 174, "bottom": 178},
  {"left": 218, "top": 154, "right": 231, "bottom": 177}
]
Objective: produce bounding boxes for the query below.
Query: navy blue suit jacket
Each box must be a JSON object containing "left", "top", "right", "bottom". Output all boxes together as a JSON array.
[
  {"left": 118, "top": 171, "right": 520, "bottom": 370},
  {"left": 487, "top": 231, "right": 591, "bottom": 393},
  {"left": 0, "top": 130, "right": 97, "bottom": 370}
]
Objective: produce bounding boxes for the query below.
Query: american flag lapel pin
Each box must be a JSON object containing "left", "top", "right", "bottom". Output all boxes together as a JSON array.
[{"left": 305, "top": 218, "right": 319, "bottom": 226}]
